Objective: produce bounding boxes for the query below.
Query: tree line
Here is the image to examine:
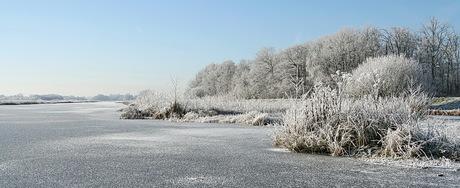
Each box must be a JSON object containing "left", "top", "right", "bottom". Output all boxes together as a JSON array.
[
  {"left": 188, "top": 18, "right": 460, "bottom": 98},
  {"left": 0, "top": 93, "right": 135, "bottom": 101}
]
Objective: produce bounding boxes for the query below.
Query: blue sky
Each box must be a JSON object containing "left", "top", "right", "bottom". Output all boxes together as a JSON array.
[{"left": 1, "top": 0, "right": 459, "bottom": 96}]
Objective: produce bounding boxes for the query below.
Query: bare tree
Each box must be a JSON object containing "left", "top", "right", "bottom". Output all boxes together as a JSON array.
[
  {"left": 359, "top": 25, "right": 382, "bottom": 58},
  {"left": 215, "top": 61, "right": 236, "bottom": 95},
  {"left": 416, "top": 17, "right": 452, "bottom": 92},
  {"left": 280, "top": 43, "right": 310, "bottom": 97},
  {"left": 382, "top": 27, "right": 417, "bottom": 57},
  {"left": 249, "top": 47, "right": 284, "bottom": 98},
  {"left": 254, "top": 47, "right": 278, "bottom": 75},
  {"left": 232, "top": 60, "right": 253, "bottom": 98}
]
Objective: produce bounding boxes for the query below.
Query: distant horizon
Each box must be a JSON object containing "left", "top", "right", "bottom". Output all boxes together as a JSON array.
[
  {"left": 0, "top": 85, "right": 164, "bottom": 97},
  {"left": 0, "top": 85, "right": 160, "bottom": 97},
  {"left": 0, "top": 91, "right": 138, "bottom": 98},
  {"left": 0, "top": 93, "right": 135, "bottom": 97},
  {"left": 1, "top": 0, "right": 459, "bottom": 96}
]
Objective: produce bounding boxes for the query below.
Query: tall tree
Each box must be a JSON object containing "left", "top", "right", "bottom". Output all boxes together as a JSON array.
[
  {"left": 416, "top": 17, "right": 452, "bottom": 92},
  {"left": 359, "top": 25, "right": 382, "bottom": 58},
  {"left": 250, "top": 47, "right": 283, "bottom": 98},
  {"left": 232, "top": 60, "right": 253, "bottom": 98},
  {"left": 382, "top": 27, "right": 417, "bottom": 57},
  {"left": 280, "top": 42, "right": 311, "bottom": 97},
  {"left": 215, "top": 61, "right": 236, "bottom": 95}
]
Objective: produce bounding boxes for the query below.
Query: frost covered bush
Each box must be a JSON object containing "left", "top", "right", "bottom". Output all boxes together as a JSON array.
[
  {"left": 345, "top": 55, "right": 426, "bottom": 98},
  {"left": 120, "top": 90, "right": 185, "bottom": 119},
  {"left": 273, "top": 71, "right": 446, "bottom": 159},
  {"left": 132, "top": 90, "right": 169, "bottom": 112}
]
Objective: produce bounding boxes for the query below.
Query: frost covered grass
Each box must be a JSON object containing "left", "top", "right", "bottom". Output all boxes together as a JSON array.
[
  {"left": 183, "top": 110, "right": 280, "bottom": 126},
  {"left": 427, "top": 109, "right": 460, "bottom": 116},
  {"left": 120, "top": 90, "right": 185, "bottom": 120},
  {"left": 120, "top": 91, "right": 290, "bottom": 126},
  {"left": 0, "top": 100, "right": 43, "bottom": 105},
  {"left": 362, "top": 117, "right": 460, "bottom": 169},
  {"left": 273, "top": 70, "right": 460, "bottom": 161},
  {"left": 184, "top": 95, "right": 293, "bottom": 115},
  {"left": 273, "top": 81, "right": 427, "bottom": 158},
  {"left": 180, "top": 95, "right": 289, "bottom": 125},
  {"left": 272, "top": 55, "right": 460, "bottom": 161}
]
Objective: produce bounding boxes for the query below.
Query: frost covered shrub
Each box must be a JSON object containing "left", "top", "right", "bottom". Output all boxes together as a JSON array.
[
  {"left": 128, "top": 90, "right": 168, "bottom": 112},
  {"left": 120, "top": 90, "right": 184, "bottom": 119},
  {"left": 345, "top": 55, "right": 425, "bottom": 98},
  {"left": 273, "top": 71, "right": 434, "bottom": 159}
]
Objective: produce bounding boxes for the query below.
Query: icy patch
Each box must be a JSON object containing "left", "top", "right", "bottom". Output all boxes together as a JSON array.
[
  {"left": 41, "top": 131, "right": 185, "bottom": 157},
  {"left": 266, "top": 147, "right": 291, "bottom": 153},
  {"left": 172, "top": 176, "right": 233, "bottom": 186}
]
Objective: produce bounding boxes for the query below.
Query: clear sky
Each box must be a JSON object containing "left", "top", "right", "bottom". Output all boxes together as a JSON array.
[{"left": 1, "top": 0, "right": 459, "bottom": 96}]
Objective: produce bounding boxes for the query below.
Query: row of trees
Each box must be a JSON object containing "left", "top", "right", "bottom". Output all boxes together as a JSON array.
[
  {"left": 0, "top": 94, "right": 82, "bottom": 101},
  {"left": 188, "top": 18, "right": 460, "bottom": 98}
]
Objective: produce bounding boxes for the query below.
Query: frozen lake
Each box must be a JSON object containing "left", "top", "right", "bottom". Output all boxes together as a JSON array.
[{"left": 0, "top": 102, "right": 458, "bottom": 187}]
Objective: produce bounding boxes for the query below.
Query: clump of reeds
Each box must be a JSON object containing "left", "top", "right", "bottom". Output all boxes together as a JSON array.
[{"left": 273, "top": 70, "right": 460, "bottom": 160}]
